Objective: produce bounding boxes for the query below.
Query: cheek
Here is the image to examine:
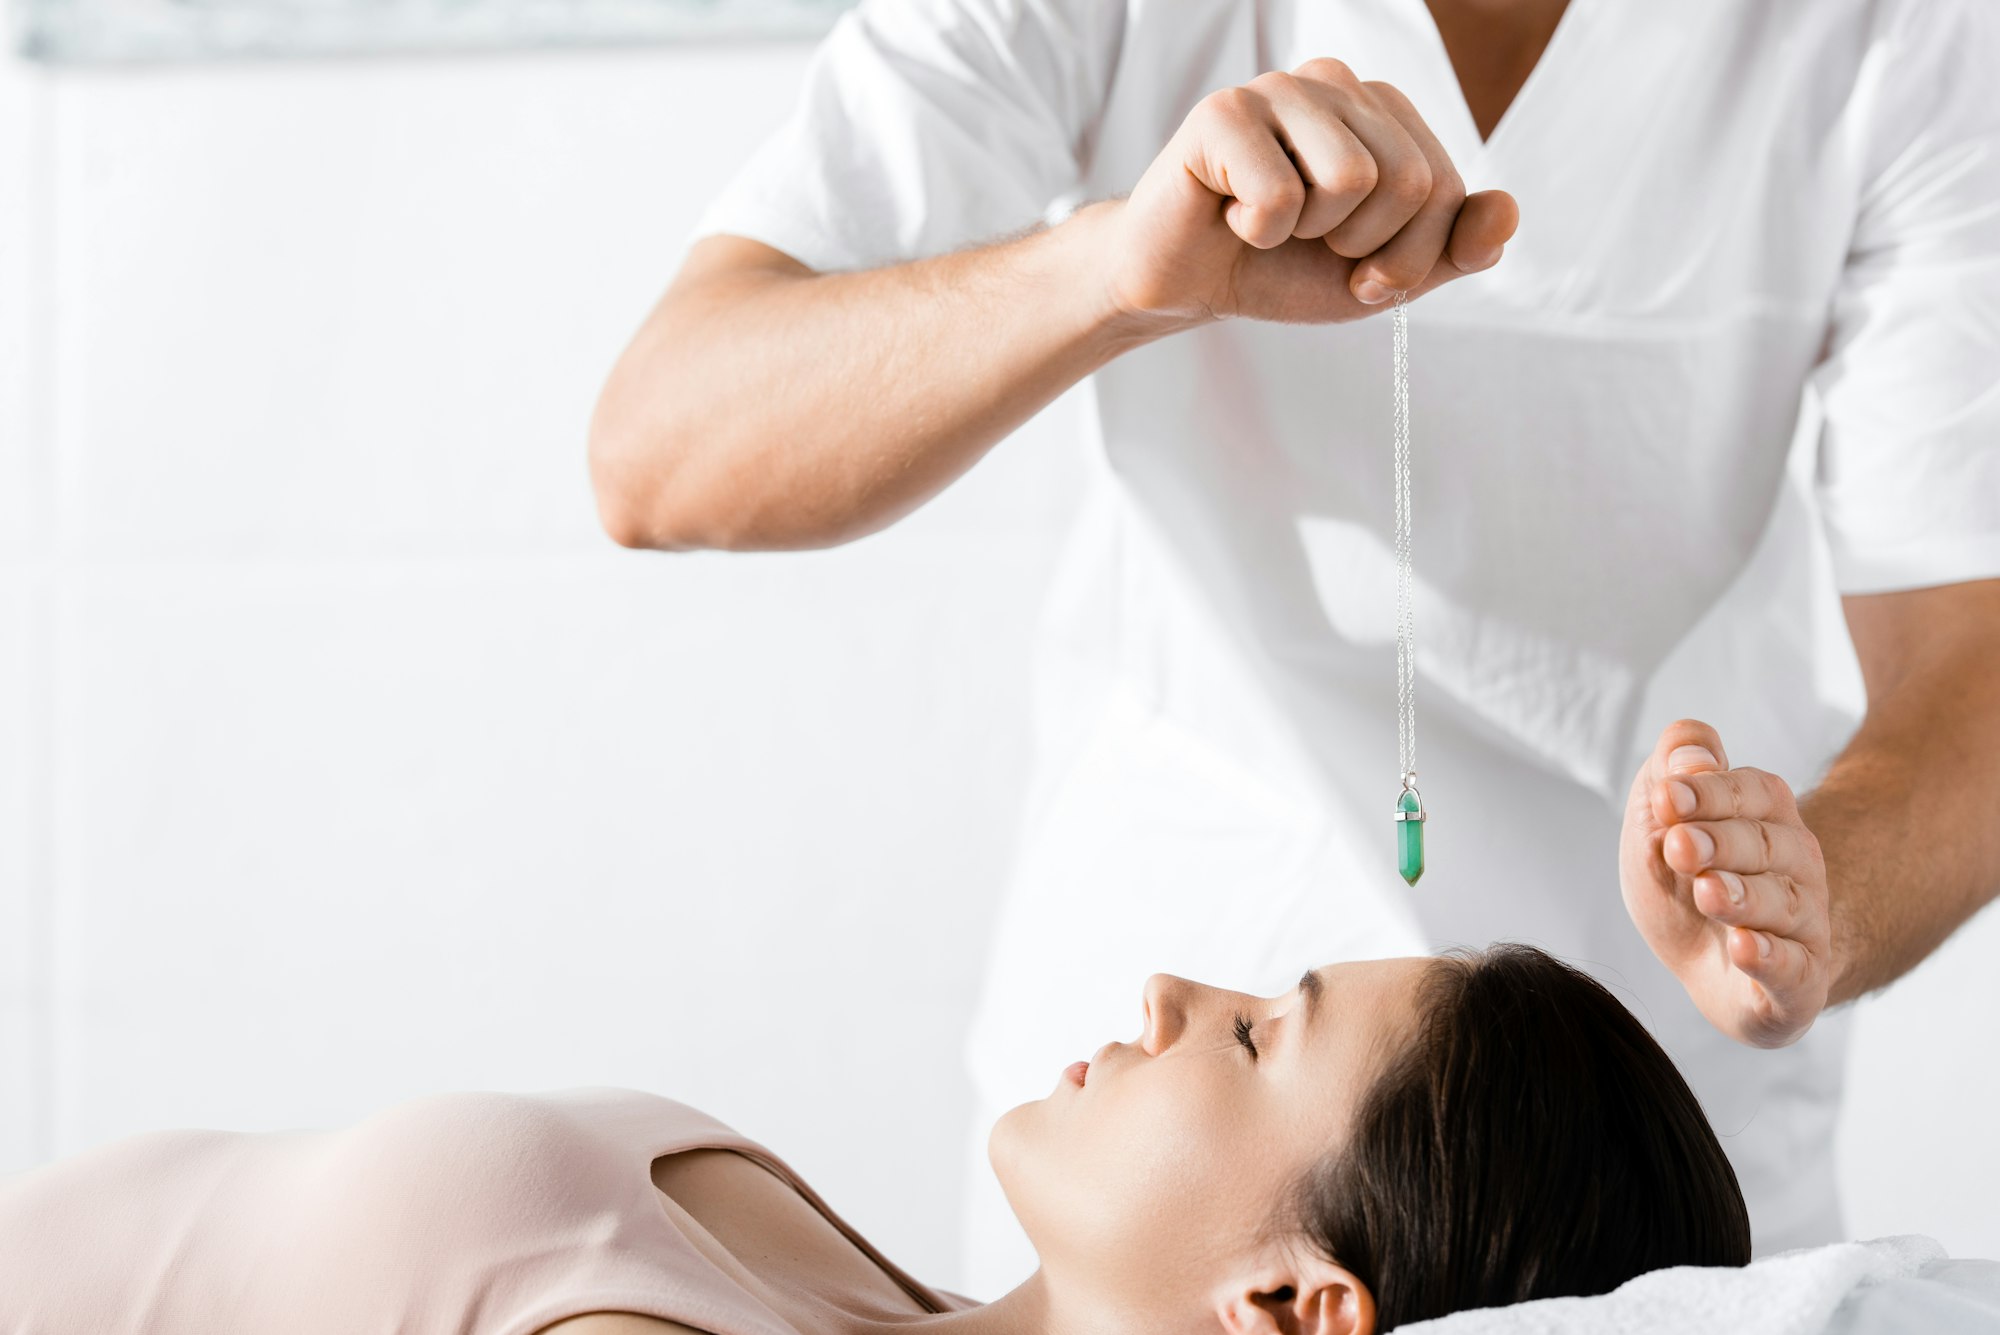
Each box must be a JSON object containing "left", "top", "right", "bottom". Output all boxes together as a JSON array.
[{"left": 1042, "top": 1071, "right": 1271, "bottom": 1270}]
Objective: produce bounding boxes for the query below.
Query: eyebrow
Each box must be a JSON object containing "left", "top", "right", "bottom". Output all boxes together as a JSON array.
[{"left": 1293, "top": 967, "right": 1323, "bottom": 1041}]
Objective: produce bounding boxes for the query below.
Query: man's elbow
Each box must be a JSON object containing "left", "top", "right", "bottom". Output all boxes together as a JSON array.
[
  {"left": 585, "top": 393, "right": 713, "bottom": 552},
  {"left": 593, "top": 480, "right": 672, "bottom": 551},
  {"left": 586, "top": 405, "right": 865, "bottom": 553},
  {"left": 589, "top": 456, "right": 707, "bottom": 553}
]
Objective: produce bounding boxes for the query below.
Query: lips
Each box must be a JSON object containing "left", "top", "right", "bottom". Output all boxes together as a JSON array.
[{"left": 1065, "top": 1040, "right": 1122, "bottom": 1089}]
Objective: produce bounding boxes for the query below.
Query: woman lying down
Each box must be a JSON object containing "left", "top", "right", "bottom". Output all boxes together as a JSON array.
[{"left": 0, "top": 943, "right": 1749, "bottom": 1335}]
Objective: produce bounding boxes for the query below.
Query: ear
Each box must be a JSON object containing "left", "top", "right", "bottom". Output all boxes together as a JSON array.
[{"left": 1213, "top": 1253, "right": 1376, "bottom": 1335}]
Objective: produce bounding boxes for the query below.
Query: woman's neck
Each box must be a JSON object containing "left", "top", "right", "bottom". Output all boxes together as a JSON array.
[{"left": 817, "top": 1269, "right": 1121, "bottom": 1335}]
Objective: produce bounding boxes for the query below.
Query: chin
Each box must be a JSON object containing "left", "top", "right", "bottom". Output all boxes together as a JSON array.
[
  {"left": 987, "top": 1100, "right": 1028, "bottom": 1175},
  {"left": 986, "top": 1100, "right": 1049, "bottom": 1222}
]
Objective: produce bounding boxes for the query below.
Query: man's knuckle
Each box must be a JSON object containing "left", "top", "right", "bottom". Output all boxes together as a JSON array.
[
  {"left": 1203, "top": 85, "right": 1258, "bottom": 123},
  {"left": 1328, "top": 154, "right": 1379, "bottom": 197},
  {"left": 1387, "top": 160, "right": 1433, "bottom": 205},
  {"left": 1296, "top": 56, "right": 1357, "bottom": 86},
  {"left": 1246, "top": 69, "right": 1294, "bottom": 97},
  {"left": 1724, "top": 773, "right": 1749, "bottom": 818},
  {"left": 1266, "top": 176, "right": 1308, "bottom": 211}
]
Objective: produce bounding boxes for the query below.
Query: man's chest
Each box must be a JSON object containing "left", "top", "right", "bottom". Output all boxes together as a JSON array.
[{"left": 1085, "top": 0, "right": 1865, "bottom": 315}]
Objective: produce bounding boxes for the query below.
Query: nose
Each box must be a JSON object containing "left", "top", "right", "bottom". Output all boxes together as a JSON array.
[{"left": 1139, "top": 972, "right": 1190, "bottom": 1055}]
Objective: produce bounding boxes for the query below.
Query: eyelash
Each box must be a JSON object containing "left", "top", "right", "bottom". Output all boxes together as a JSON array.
[{"left": 1233, "top": 1012, "right": 1259, "bottom": 1060}]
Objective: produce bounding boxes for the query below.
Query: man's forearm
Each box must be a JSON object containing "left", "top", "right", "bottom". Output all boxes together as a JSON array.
[
  {"left": 1802, "top": 638, "right": 2000, "bottom": 1007},
  {"left": 588, "top": 197, "right": 1178, "bottom": 552}
]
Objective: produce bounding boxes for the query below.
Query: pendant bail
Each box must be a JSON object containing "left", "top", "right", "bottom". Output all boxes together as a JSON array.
[{"left": 1392, "top": 777, "right": 1425, "bottom": 820}]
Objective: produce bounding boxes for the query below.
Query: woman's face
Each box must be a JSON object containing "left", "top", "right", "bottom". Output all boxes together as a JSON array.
[{"left": 989, "top": 956, "right": 1431, "bottom": 1331}]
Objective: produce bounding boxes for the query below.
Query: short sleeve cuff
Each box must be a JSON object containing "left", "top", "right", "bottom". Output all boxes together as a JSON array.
[
  {"left": 683, "top": 196, "right": 866, "bottom": 275},
  {"left": 1826, "top": 531, "right": 2000, "bottom": 595}
]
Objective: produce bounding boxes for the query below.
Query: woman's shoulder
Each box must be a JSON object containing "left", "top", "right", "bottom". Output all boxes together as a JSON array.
[
  {"left": 343, "top": 1087, "right": 741, "bottom": 1157},
  {"left": 319, "top": 1088, "right": 739, "bottom": 1235}
]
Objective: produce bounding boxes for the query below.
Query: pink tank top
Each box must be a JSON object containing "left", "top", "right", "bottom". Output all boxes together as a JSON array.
[{"left": 0, "top": 1087, "right": 979, "bottom": 1334}]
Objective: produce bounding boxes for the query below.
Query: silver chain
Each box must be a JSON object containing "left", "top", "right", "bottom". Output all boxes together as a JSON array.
[{"left": 1392, "top": 290, "right": 1416, "bottom": 791}]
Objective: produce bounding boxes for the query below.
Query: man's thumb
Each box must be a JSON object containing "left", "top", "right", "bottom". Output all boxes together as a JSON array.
[{"left": 1408, "top": 189, "right": 1519, "bottom": 299}]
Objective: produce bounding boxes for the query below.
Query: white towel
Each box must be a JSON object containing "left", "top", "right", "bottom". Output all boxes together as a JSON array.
[{"left": 1395, "top": 1234, "right": 1949, "bottom": 1335}]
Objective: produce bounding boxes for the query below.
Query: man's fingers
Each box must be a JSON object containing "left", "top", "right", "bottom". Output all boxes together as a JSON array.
[
  {"left": 1397, "top": 190, "right": 1519, "bottom": 301},
  {"left": 1652, "top": 717, "right": 1730, "bottom": 780},
  {"left": 1319, "top": 102, "right": 1432, "bottom": 260},
  {"left": 1345, "top": 80, "right": 1468, "bottom": 297},
  {"left": 1269, "top": 61, "right": 1436, "bottom": 262},
  {"left": 1652, "top": 765, "right": 1796, "bottom": 827},
  {"left": 1240, "top": 69, "right": 1380, "bottom": 240},
  {"left": 1186, "top": 86, "right": 1311, "bottom": 249},
  {"left": 1665, "top": 815, "right": 1819, "bottom": 879},
  {"left": 1265, "top": 65, "right": 1512, "bottom": 300},
  {"left": 1693, "top": 868, "right": 1813, "bottom": 936},
  {"left": 1732, "top": 925, "right": 1823, "bottom": 1049},
  {"left": 1288, "top": 116, "right": 1379, "bottom": 239},
  {"left": 1727, "top": 923, "right": 1817, "bottom": 1001}
]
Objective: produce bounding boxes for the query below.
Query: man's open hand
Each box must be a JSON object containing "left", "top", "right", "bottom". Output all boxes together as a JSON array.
[{"left": 1619, "top": 718, "right": 1834, "bottom": 1048}]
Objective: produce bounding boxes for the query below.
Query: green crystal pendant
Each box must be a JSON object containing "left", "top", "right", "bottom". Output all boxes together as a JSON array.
[{"left": 1395, "top": 787, "right": 1427, "bottom": 886}]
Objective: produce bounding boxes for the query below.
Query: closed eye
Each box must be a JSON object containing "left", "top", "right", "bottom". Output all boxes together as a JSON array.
[{"left": 1233, "top": 1012, "right": 1258, "bottom": 1060}]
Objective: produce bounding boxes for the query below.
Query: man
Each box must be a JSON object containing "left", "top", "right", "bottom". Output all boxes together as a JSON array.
[{"left": 588, "top": 0, "right": 2000, "bottom": 1290}]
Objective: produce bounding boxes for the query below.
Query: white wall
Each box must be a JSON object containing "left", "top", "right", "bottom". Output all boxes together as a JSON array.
[
  {"left": 0, "top": 41, "right": 1091, "bottom": 1293},
  {"left": 0, "top": 36, "right": 1994, "bottom": 1303}
]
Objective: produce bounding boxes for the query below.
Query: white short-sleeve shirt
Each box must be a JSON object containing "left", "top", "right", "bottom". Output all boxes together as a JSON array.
[{"left": 688, "top": 0, "right": 2000, "bottom": 1283}]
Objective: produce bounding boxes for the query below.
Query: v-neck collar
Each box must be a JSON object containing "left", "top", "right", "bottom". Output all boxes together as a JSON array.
[{"left": 1398, "top": 0, "right": 1594, "bottom": 172}]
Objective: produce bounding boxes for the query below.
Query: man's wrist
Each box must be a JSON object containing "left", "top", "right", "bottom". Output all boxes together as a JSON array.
[
  {"left": 1047, "top": 196, "right": 1211, "bottom": 354},
  {"left": 1797, "top": 792, "right": 1860, "bottom": 1008}
]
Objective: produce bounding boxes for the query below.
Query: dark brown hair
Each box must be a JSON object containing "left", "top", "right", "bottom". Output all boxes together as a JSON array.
[{"left": 1283, "top": 942, "right": 1751, "bottom": 1330}]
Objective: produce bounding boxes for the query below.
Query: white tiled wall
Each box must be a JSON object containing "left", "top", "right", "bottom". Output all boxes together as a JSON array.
[{"left": 0, "top": 35, "right": 1995, "bottom": 1302}]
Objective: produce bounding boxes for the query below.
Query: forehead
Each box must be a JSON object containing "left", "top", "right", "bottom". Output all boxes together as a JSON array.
[
  {"left": 1308, "top": 956, "right": 1431, "bottom": 1058},
  {"left": 1322, "top": 955, "right": 1430, "bottom": 1001},
  {"left": 1282, "top": 957, "right": 1431, "bottom": 1141}
]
